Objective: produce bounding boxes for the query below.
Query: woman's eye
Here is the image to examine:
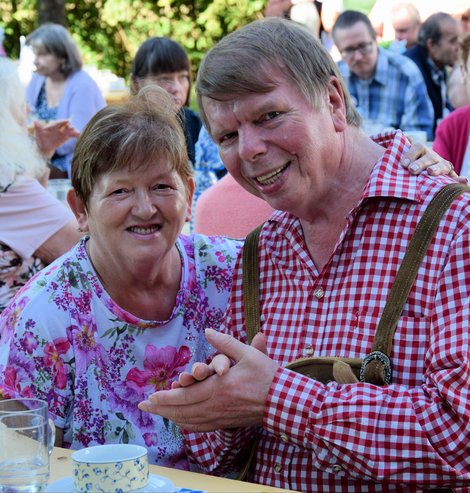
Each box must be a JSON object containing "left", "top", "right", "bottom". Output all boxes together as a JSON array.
[
  {"left": 153, "top": 184, "right": 171, "bottom": 190},
  {"left": 111, "top": 188, "right": 127, "bottom": 195},
  {"left": 220, "top": 132, "right": 237, "bottom": 144}
]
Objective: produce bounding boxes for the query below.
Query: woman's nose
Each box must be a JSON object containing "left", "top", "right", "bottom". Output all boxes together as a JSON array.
[{"left": 132, "top": 191, "right": 157, "bottom": 217}]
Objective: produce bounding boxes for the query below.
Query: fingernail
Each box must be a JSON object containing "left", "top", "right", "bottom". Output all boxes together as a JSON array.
[
  {"left": 402, "top": 158, "right": 410, "bottom": 167},
  {"left": 409, "top": 163, "right": 419, "bottom": 173}
]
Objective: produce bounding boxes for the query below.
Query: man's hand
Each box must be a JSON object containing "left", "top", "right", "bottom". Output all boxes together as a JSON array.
[
  {"left": 138, "top": 329, "right": 279, "bottom": 431},
  {"left": 34, "top": 119, "right": 80, "bottom": 159},
  {"left": 402, "top": 142, "right": 465, "bottom": 183}
]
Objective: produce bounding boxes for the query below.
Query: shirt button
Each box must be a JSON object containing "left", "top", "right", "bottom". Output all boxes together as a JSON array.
[
  {"left": 280, "top": 433, "right": 289, "bottom": 443},
  {"left": 304, "top": 345, "right": 314, "bottom": 356},
  {"left": 314, "top": 288, "right": 324, "bottom": 299},
  {"left": 331, "top": 464, "right": 342, "bottom": 473},
  {"left": 273, "top": 463, "right": 283, "bottom": 473}
]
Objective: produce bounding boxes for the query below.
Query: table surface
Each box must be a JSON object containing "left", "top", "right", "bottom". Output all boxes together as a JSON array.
[{"left": 50, "top": 447, "right": 297, "bottom": 493}]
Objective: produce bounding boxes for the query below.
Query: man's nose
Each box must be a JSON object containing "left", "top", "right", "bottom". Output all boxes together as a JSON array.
[{"left": 238, "top": 128, "right": 267, "bottom": 162}]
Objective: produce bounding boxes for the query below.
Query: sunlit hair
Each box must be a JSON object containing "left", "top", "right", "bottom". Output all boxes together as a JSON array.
[
  {"left": 196, "top": 17, "right": 361, "bottom": 133},
  {"left": 26, "top": 23, "right": 82, "bottom": 77},
  {"left": 71, "top": 85, "right": 193, "bottom": 207},
  {"left": 391, "top": 2, "right": 420, "bottom": 25},
  {"left": 460, "top": 32, "right": 470, "bottom": 68},
  {"left": 130, "top": 37, "right": 192, "bottom": 105},
  {"left": 0, "top": 58, "right": 45, "bottom": 189}
]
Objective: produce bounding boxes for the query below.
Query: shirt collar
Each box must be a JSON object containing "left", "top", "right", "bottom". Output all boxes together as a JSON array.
[{"left": 372, "top": 47, "right": 389, "bottom": 86}]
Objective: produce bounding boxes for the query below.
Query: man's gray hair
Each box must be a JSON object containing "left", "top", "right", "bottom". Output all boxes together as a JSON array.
[{"left": 196, "top": 17, "right": 360, "bottom": 133}]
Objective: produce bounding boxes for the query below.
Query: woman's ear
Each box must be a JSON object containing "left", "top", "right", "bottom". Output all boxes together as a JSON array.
[{"left": 67, "top": 189, "right": 89, "bottom": 232}]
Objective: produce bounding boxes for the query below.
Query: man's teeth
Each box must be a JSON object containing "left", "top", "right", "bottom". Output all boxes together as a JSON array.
[
  {"left": 129, "top": 226, "right": 158, "bottom": 234},
  {"left": 256, "top": 164, "right": 288, "bottom": 185}
]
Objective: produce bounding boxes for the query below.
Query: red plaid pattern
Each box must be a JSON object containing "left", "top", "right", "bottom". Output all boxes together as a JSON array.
[{"left": 184, "top": 131, "right": 470, "bottom": 492}]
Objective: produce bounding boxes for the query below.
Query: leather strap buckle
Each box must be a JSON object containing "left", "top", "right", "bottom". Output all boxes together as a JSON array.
[{"left": 360, "top": 351, "right": 392, "bottom": 385}]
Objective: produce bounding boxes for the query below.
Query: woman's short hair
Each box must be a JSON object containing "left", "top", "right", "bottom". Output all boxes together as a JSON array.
[
  {"left": 196, "top": 17, "right": 361, "bottom": 132},
  {"left": 26, "top": 23, "right": 82, "bottom": 77},
  {"left": 71, "top": 85, "right": 193, "bottom": 207},
  {"left": 131, "top": 37, "right": 192, "bottom": 104}
]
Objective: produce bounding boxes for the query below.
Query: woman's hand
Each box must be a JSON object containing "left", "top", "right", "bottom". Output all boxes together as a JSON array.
[
  {"left": 34, "top": 119, "right": 80, "bottom": 159},
  {"left": 402, "top": 142, "right": 465, "bottom": 183},
  {"left": 172, "top": 353, "right": 232, "bottom": 389}
]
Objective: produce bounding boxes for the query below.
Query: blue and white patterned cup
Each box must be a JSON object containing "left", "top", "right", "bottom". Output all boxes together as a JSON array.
[{"left": 71, "top": 444, "right": 149, "bottom": 492}]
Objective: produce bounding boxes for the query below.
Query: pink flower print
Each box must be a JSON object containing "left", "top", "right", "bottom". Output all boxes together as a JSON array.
[
  {"left": 143, "top": 432, "right": 158, "bottom": 447},
  {"left": 68, "top": 314, "right": 108, "bottom": 375},
  {"left": 215, "top": 251, "right": 226, "bottom": 262},
  {"left": 126, "top": 345, "right": 191, "bottom": 393},
  {"left": 21, "top": 331, "right": 38, "bottom": 354},
  {"left": 44, "top": 337, "right": 70, "bottom": 389},
  {"left": 1, "top": 297, "right": 28, "bottom": 343},
  {"left": 2, "top": 367, "right": 33, "bottom": 398}
]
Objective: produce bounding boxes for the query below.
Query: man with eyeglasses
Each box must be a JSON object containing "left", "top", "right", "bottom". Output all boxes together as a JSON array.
[{"left": 332, "top": 10, "right": 434, "bottom": 140}]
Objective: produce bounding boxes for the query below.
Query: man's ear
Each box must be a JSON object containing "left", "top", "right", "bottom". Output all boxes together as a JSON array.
[
  {"left": 327, "top": 76, "right": 348, "bottom": 132},
  {"left": 67, "top": 189, "right": 89, "bottom": 232}
]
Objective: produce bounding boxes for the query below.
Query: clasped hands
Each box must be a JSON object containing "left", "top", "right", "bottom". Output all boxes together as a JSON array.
[{"left": 138, "top": 329, "right": 279, "bottom": 432}]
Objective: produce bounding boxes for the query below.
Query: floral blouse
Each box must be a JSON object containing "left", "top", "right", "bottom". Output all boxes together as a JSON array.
[
  {"left": 0, "top": 242, "right": 44, "bottom": 313},
  {"left": 0, "top": 234, "right": 242, "bottom": 468}
]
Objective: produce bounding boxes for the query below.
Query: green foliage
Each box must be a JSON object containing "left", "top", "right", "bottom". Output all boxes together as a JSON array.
[{"left": 1, "top": 0, "right": 265, "bottom": 82}]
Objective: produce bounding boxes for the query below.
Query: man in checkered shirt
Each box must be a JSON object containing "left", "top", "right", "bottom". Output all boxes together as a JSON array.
[{"left": 139, "top": 17, "right": 470, "bottom": 492}]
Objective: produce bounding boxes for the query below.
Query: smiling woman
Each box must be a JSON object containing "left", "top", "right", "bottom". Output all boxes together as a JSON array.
[{"left": 0, "top": 85, "right": 243, "bottom": 469}]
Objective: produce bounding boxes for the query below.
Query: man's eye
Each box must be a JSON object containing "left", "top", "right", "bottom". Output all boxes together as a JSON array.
[{"left": 264, "top": 111, "right": 281, "bottom": 121}]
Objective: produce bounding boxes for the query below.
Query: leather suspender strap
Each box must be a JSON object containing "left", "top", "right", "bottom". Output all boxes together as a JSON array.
[
  {"left": 242, "top": 183, "right": 470, "bottom": 383},
  {"left": 362, "top": 182, "right": 470, "bottom": 385},
  {"left": 243, "top": 223, "right": 263, "bottom": 344}
]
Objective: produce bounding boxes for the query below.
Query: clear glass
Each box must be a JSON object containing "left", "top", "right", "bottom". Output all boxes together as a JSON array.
[{"left": 0, "top": 398, "right": 55, "bottom": 493}]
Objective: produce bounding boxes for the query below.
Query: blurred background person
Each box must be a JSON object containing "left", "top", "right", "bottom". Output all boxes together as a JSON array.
[
  {"left": 0, "top": 57, "right": 81, "bottom": 313},
  {"left": 404, "top": 12, "right": 460, "bottom": 136},
  {"left": 433, "top": 33, "right": 470, "bottom": 179},
  {"left": 130, "top": 36, "right": 225, "bottom": 226},
  {"left": 0, "top": 86, "right": 242, "bottom": 466},
  {"left": 26, "top": 23, "right": 105, "bottom": 179},
  {"left": 448, "top": 6, "right": 470, "bottom": 109},
  {"left": 369, "top": 1, "right": 421, "bottom": 51},
  {"left": 332, "top": 10, "right": 434, "bottom": 138},
  {"left": 390, "top": 2, "right": 421, "bottom": 51}
]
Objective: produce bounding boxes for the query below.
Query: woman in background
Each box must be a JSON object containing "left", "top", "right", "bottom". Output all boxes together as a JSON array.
[
  {"left": 0, "top": 57, "right": 81, "bottom": 312},
  {"left": 26, "top": 23, "right": 106, "bottom": 178},
  {"left": 131, "top": 37, "right": 225, "bottom": 220}
]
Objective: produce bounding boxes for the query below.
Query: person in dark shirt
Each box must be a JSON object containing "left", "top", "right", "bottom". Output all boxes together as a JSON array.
[{"left": 404, "top": 12, "right": 460, "bottom": 137}]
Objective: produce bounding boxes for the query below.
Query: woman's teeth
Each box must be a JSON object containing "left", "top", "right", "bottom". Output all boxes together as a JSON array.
[
  {"left": 256, "top": 164, "right": 288, "bottom": 185},
  {"left": 129, "top": 226, "right": 159, "bottom": 234}
]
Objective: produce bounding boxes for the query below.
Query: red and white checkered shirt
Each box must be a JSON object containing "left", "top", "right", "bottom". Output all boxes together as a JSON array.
[{"left": 184, "top": 131, "right": 470, "bottom": 492}]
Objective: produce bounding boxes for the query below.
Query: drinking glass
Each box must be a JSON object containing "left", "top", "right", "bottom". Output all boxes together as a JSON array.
[{"left": 0, "top": 398, "right": 55, "bottom": 493}]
